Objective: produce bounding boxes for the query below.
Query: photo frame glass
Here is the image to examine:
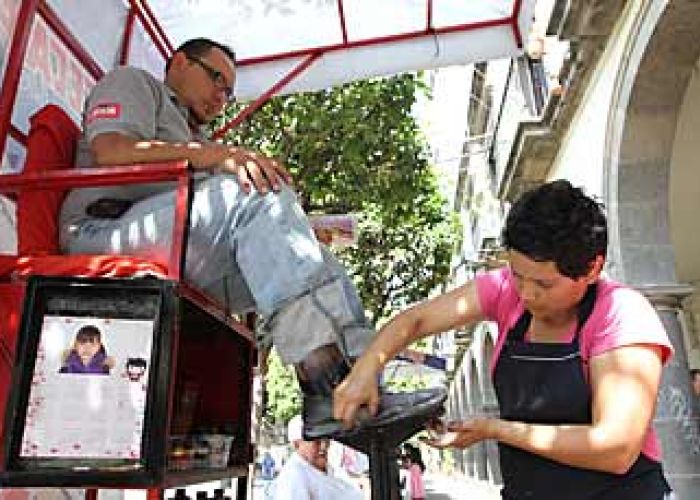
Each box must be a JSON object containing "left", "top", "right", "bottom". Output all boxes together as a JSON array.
[{"left": 7, "top": 282, "right": 164, "bottom": 471}]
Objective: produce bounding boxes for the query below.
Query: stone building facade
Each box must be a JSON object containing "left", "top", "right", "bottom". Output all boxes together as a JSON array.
[{"left": 440, "top": 1, "right": 700, "bottom": 497}]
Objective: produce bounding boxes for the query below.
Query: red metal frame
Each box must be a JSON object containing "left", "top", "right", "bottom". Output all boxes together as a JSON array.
[
  {"left": 38, "top": 1, "right": 104, "bottom": 80},
  {"left": 127, "top": 0, "right": 172, "bottom": 62},
  {"left": 0, "top": 161, "right": 188, "bottom": 190},
  {"left": 0, "top": 157, "right": 255, "bottom": 341},
  {"left": 0, "top": 0, "right": 529, "bottom": 264},
  {"left": 170, "top": 172, "right": 191, "bottom": 282},
  {"left": 0, "top": 161, "right": 190, "bottom": 276},
  {"left": 0, "top": 0, "right": 528, "bottom": 273},
  {"left": 0, "top": 1, "right": 528, "bottom": 494},
  {"left": 8, "top": 125, "right": 26, "bottom": 147},
  {"left": 336, "top": 0, "right": 348, "bottom": 45},
  {"left": 212, "top": 1, "right": 527, "bottom": 139},
  {"left": 138, "top": 0, "right": 174, "bottom": 55},
  {"left": 0, "top": 4, "right": 253, "bottom": 494},
  {"left": 511, "top": 0, "right": 524, "bottom": 49},
  {"left": 236, "top": 6, "right": 525, "bottom": 67},
  {"left": 427, "top": 0, "right": 433, "bottom": 32},
  {"left": 0, "top": 0, "right": 172, "bottom": 162},
  {"left": 0, "top": 0, "right": 40, "bottom": 164},
  {"left": 120, "top": 7, "right": 137, "bottom": 65},
  {"left": 0, "top": 1, "right": 526, "bottom": 160}
]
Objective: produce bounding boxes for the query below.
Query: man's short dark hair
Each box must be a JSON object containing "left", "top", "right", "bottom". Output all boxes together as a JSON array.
[
  {"left": 166, "top": 38, "right": 236, "bottom": 73},
  {"left": 502, "top": 180, "right": 607, "bottom": 279}
]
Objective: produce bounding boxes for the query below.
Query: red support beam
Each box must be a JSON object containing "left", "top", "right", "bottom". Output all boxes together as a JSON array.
[
  {"left": 337, "top": 0, "right": 348, "bottom": 44},
  {"left": 9, "top": 124, "right": 27, "bottom": 147},
  {"left": 237, "top": 16, "right": 513, "bottom": 67},
  {"left": 427, "top": 0, "right": 433, "bottom": 32},
  {"left": 38, "top": 1, "right": 104, "bottom": 80},
  {"left": 211, "top": 52, "right": 322, "bottom": 141},
  {"left": 169, "top": 173, "right": 191, "bottom": 282},
  {"left": 128, "top": 0, "right": 171, "bottom": 61},
  {"left": 0, "top": 0, "right": 40, "bottom": 164},
  {"left": 138, "top": 0, "right": 174, "bottom": 55},
  {"left": 120, "top": 7, "right": 137, "bottom": 65},
  {"left": 0, "top": 161, "right": 190, "bottom": 192},
  {"left": 511, "top": 0, "right": 524, "bottom": 48}
]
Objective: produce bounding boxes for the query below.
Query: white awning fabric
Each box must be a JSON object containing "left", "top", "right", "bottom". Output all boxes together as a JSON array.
[{"left": 147, "top": 0, "right": 536, "bottom": 100}]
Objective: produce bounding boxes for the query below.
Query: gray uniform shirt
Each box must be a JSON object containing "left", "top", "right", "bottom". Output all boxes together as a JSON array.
[{"left": 61, "top": 66, "right": 203, "bottom": 228}]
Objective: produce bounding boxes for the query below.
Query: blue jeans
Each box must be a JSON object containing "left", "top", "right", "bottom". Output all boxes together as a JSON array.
[{"left": 60, "top": 175, "right": 371, "bottom": 363}]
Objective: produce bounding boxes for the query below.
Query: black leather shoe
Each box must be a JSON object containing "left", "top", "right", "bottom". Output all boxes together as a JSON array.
[{"left": 302, "top": 386, "right": 447, "bottom": 446}]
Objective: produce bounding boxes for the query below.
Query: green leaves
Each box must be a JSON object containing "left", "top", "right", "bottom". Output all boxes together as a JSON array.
[{"left": 262, "top": 350, "right": 301, "bottom": 425}]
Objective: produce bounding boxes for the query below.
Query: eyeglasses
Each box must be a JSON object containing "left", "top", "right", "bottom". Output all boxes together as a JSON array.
[{"left": 187, "top": 56, "right": 235, "bottom": 101}]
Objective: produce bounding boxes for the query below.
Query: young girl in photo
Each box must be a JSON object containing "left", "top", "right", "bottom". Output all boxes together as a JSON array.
[{"left": 59, "top": 325, "right": 114, "bottom": 375}]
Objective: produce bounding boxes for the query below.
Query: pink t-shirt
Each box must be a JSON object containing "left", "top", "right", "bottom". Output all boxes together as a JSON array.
[{"left": 475, "top": 267, "right": 673, "bottom": 461}]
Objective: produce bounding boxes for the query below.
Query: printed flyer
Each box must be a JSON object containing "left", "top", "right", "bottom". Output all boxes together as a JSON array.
[{"left": 20, "top": 316, "right": 154, "bottom": 460}]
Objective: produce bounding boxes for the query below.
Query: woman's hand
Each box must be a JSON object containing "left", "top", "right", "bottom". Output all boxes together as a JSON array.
[
  {"left": 422, "top": 418, "right": 495, "bottom": 449},
  {"left": 333, "top": 357, "right": 382, "bottom": 429}
]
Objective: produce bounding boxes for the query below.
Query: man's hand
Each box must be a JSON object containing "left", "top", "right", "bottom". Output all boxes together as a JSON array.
[
  {"left": 333, "top": 357, "right": 381, "bottom": 429},
  {"left": 189, "top": 143, "right": 293, "bottom": 193},
  {"left": 90, "top": 133, "right": 293, "bottom": 194}
]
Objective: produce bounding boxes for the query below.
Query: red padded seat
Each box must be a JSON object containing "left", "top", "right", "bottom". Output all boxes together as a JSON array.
[{"left": 1, "top": 105, "right": 171, "bottom": 279}]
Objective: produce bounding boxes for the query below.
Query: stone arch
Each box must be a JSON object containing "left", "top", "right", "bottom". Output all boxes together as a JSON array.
[
  {"left": 604, "top": 1, "right": 700, "bottom": 496},
  {"left": 605, "top": 0, "right": 700, "bottom": 285}
]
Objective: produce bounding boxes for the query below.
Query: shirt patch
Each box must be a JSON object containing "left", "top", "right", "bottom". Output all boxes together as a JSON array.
[{"left": 87, "top": 103, "right": 122, "bottom": 124}]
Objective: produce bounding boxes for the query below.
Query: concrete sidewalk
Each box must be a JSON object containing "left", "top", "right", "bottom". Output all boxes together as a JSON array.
[{"left": 423, "top": 472, "right": 501, "bottom": 500}]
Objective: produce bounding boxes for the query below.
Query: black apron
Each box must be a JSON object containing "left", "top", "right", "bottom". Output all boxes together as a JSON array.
[{"left": 493, "top": 285, "right": 671, "bottom": 499}]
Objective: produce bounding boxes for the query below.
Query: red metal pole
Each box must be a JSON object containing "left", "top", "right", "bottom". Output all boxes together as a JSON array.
[
  {"left": 120, "top": 7, "right": 137, "bottom": 65},
  {"left": 38, "top": 1, "right": 103, "bottom": 80},
  {"left": 211, "top": 51, "right": 322, "bottom": 141},
  {"left": 128, "top": 0, "right": 170, "bottom": 61},
  {"left": 138, "top": 0, "right": 174, "bottom": 55},
  {"left": 0, "top": 0, "right": 40, "bottom": 164},
  {"left": 336, "top": 0, "right": 348, "bottom": 44},
  {"left": 426, "top": 0, "right": 433, "bottom": 31},
  {"left": 236, "top": 17, "right": 512, "bottom": 67},
  {"left": 511, "top": 0, "right": 524, "bottom": 48},
  {"left": 9, "top": 124, "right": 27, "bottom": 147},
  {"left": 169, "top": 172, "right": 192, "bottom": 282}
]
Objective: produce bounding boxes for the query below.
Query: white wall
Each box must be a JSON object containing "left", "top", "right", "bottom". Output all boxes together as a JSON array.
[
  {"left": 547, "top": 1, "right": 644, "bottom": 197},
  {"left": 669, "top": 53, "right": 700, "bottom": 283}
]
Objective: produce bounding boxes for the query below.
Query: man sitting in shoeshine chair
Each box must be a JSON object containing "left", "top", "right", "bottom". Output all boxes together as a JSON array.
[{"left": 59, "top": 38, "right": 445, "bottom": 438}]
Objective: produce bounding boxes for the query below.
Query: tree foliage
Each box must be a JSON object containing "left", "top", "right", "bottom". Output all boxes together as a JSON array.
[
  {"left": 217, "top": 74, "right": 460, "bottom": 423},
  {"left": 263, "top": 349, "right": 301, "bottom": 425}
]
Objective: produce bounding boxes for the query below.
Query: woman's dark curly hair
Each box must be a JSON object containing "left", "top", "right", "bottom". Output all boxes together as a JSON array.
[{"left": 502, "top": 180, "right": 607, "bottom": 279}]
